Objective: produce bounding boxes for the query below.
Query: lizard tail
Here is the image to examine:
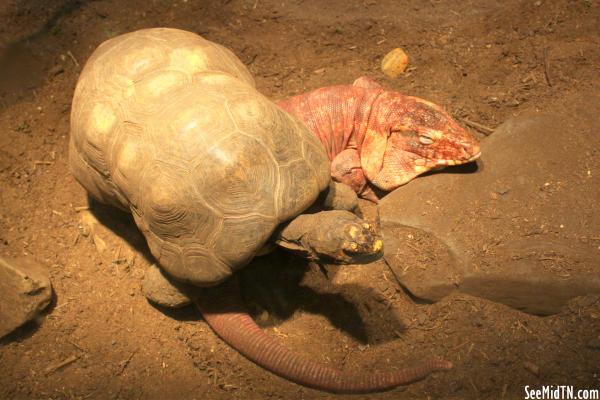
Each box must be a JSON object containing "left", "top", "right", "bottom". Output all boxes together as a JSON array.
[{"left": 195, "top": 278, "right": 451, "bottom": 394}]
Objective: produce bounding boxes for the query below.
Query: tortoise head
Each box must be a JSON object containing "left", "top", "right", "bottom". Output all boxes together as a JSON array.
[
  {"left": 305, "top": 211, "right": 383, "bottom": 265},
  {"left": 276, "top": 210, "right": 383, "bottom": 265},
  {"left": 361, "top": 92, "right": 481, "bottom": 191}
]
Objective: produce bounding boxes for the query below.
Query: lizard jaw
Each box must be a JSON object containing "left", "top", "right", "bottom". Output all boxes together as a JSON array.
[
  {"left": 412, "top": 150, "right": 481, "bottom": 173},
  {"left": 372, "top": 149, "right": 482, "bottom": 191},
  {"left": 433, "top": 150, "right": 482, "bottom": 166},
  {"left": 414, "top": 150, "right": 481, "bottom": 168}
]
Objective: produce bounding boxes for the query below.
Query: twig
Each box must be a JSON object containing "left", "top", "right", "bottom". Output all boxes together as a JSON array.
[
  {"left": 466, "top": 342, "right": 475, "bottom": 356},
  {"left": 517, "top": 320, "right": 532, "bottom": 334},
  {"left": 543, "top": 46, "right": 553, "bottom": 87},
  {"left": 405, "top": 242, "right": 421, "bottom": 253},
  {"left": 340, "top": 346, "right": 354, "bottom": 368},
  {"left": 410, "top": 321, "right": 442, "bottom": 331},
  {"left": 44, "top": 354, "right": 80, "bottom": 375},
  {"left": 452, "top": 341, "right": 469, "bottom": 350},
  {"left": 68, "top": 339, "right": 85, "bottom": 352},
  {"left": 54, "top": 301, "right": 70, "bottom": 311},
  {"left": 116, "top": 351, "right": 137, "bottom": 375},
  {"left": 33, "top": 160, "right": 53, "bottom": 170},
  {"left": 72, "top": 232, "right": 81, "bottom": 246},
  {"left": 462, "top": 118, "right": 495, "bottom": 135},
  {"left": 272, "top": 327, "right": 288, "bottom": 338},
  {"left": 74, "top": 205, "right": 89, "bottom": 212},
  {"left": 114, "top": 243, "right": 122, "bottom": 263},
  {"left": 67, "top": 51, "right": 80, "bottom": 68},
  {"left": 468, "top": 377, "right": 480, "bottom": 393}
]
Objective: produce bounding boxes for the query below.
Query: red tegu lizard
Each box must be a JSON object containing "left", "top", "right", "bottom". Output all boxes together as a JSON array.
[{"left": 277, "top": 77, "right": 481, "bottom": 202}]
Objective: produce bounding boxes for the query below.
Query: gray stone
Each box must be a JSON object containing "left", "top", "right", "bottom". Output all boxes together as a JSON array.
[
  {"left": 142, "top": 263, "right": 197, "bottom": 308},
  {"left": 380, "top": 93, "right": 600, "bottom": 315},
  {"left": 0, "top": 257, "right": 53, "bottom": 338},
  {"left": 459, "top": 238, "right": 600, "bottom": 315},
  {"left": 382, "top": 224, "right": 459, "bottom": 302}
]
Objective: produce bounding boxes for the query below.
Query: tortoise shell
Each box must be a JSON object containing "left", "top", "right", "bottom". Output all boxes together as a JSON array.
[{"left": 69, "top": 28, "right": 330, "bottom": 285}]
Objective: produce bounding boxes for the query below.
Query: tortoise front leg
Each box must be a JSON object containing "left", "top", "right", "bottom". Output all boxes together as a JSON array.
[{"left": 320, "top": 180, "right": 359, "bottom": 212}]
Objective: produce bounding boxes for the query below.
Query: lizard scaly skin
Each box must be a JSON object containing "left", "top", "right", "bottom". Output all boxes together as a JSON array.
[{"left": 277, "top": 77, "right": 481, "bottom": 202}]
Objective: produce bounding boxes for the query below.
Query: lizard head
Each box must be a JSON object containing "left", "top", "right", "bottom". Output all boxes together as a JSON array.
[{"left": 361, "top": 92, "right": 481, "bottom": 191}]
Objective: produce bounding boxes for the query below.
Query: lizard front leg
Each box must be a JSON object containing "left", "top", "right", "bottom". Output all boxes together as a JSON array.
[{"left": 331, "top": 149, "right": 379, "bottom": 203}]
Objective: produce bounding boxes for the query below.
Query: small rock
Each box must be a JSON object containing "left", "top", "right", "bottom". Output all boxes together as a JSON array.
[
  {"left": 415, "top": 312, "right": 428, "bottom": 326},
  {"left": 472, "top": 312, "right": 485, "bottom": 327},
  {"left": 381, "top": 48, "right": 409, "bottom": 78},
  {"left": 141, "top": 263, "right": 197, "bottom": 308},
  {"left": 586, "top": 337, "right": 600, "bottom": 350},
  {"left": 48, "top": 65, "right": 65, "bottom": 76},
  {"left": 0, "top": 257, "right": 53, "bottom": 338},
  {"left": 78, "top": 210, "right": 98, "bottom": 238},
  {"left": 523, "top": 361, "right": 540, "bottom": 376},
  {"left": 256, "top": 309, "right": 270, "bottom": 324}
]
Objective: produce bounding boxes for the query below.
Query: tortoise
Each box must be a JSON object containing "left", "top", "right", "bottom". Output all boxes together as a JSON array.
[{"left": 69, "top": 27, "right": 451, "bottom": 393}]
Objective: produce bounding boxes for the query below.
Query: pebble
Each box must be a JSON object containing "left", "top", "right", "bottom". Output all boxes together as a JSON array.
[
  {"left": 586, "top": 337, "right": 600, "bottom": 350},
  {"left": 523, "top": 361, "right": 540, "bottom": 376},
  {"left": 381, "top": 48, "right": 409, "bottom": 78}
]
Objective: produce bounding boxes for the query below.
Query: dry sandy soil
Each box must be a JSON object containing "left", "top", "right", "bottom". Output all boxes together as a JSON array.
[{"left": 1, "top": 0, "right": 600, "bottom": 399}]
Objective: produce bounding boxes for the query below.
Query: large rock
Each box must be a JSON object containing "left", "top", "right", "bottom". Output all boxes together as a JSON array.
[
  {"left": 380, "top": 93, "right": 600, "bottom": 315},
  {"left": 0, "top": 257, "right": 53, "bottom": 338}
]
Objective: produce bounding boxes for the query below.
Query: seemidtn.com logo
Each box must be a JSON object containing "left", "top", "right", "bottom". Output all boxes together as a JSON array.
[{"left": 524, "top": 386, "right": 600, "bottom": 400}]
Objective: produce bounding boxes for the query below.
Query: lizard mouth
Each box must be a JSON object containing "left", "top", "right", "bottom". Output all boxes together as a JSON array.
[
  {"left": 434, "top": 150, "right": 481, "bottom": 166},
  {"left": 415, "top": 151, "right": 481, "bottom": 169}
]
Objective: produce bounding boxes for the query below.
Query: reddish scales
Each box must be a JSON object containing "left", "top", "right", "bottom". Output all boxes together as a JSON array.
[
  {"left": 277, "top": 76, "right": 481, "bottom": 202},
  {"left": 197, "top": 278, "right": 453, "bottom": 394}
]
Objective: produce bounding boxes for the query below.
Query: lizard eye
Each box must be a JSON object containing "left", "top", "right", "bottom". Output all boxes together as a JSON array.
[{"left": 419, "top": 135, "right": 434, "bottom": 145}]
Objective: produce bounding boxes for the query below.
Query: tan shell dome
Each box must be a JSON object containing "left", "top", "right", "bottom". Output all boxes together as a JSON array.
[{"left": 69, "top": 28, "right": 330, "bottom": 286}]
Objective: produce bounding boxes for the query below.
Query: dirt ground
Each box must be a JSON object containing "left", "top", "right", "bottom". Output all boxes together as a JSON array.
[{"left": 1, "top": 0, "right": 600, "bottom": 399}]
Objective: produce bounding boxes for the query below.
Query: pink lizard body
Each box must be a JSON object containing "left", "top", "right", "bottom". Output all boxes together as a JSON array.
[{"left": 277, "top": 77, "right": 481, "bottom": 202}]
